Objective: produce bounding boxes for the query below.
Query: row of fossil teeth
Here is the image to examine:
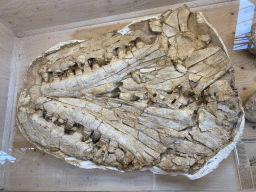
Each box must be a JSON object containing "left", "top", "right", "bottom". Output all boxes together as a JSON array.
[
  {"left": 106, "top": 38, "right": 145, "bottom": 60},
  {"left": 29, "top": 109, "right": 130, "bottom": 167},
  {"left": 40, "top": 109, "right": 102, "bottom": 143},
  {"left": 41, "top": 58, "right": 102, "bottom": 83},
  {"left": 40, "top": 38, "right": 145, "bottom": 83}
]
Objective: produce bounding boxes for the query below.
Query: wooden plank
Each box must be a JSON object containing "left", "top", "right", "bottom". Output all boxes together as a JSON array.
[
  {"left": 0, "top": 0, "right": 193, "bottom": 35},
  {"left": 0, "top": 0, "right": 233, "bottom": 37}
]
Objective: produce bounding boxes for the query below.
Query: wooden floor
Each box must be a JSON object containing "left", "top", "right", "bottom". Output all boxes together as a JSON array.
[{"left": 1, "top": 0, "right": 256, "bottom": 191}]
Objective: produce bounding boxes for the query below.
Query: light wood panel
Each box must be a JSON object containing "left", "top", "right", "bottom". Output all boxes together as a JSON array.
[{"left": 0, "top": 0, "right": 233, "bottom": 37}]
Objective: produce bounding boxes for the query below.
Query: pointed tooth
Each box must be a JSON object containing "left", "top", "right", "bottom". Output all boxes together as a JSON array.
[
  {"left": 131, "top": 72, "right": 141, "bottom": 84},
  {"left": 57, "top": 118, "right": 65, "bottom": 125},
  {"left": 82, "top": 130, "right": 91, "bottom": 137},
  {"left": 42, "top": 73, "right": 49, "bottom": 82},
  {"left": 109, "top": 56, "right": 119, "bottom": 64},
  {"left": 84, "top": 61, "right": 91, "bottom": 73},
  {"left": 48, "top": 68, "right": 53, "bottom": 73},
  {"left": 67, "top": 68, "right": 74, "bottom": 77},
  {"left": 68, "top": 61, "right": 74, "bottom": 67},
  {"left": 53, "top": 73, "right": 60, "bottom": 82},
  {"left": 92, "top": 60, "right": 100, "bottom": 70},
  {"left": 129, "top": 41, "right": 135, "bottom": 47},
  {"left": 58, "top": 72, "right": 65, "bottom": 80},
  {"left": 176, "top": 64, "right": 187, "bottom": 74},
  {"left": 53, "top": 65, "right": 62, "bottom": 73},
  {"left": 125, "top": 50, "right": 133, "bottom": 59},
  {"left": 60, "top": 61, "right": 69, "bottom": 71},
  {"left": 135, "top": 38, "right": 144, "bottom": 49},
  {"left": 61, "top": 71, "right": 67, "bottom": 80},
  {"left": 75, "top": 67, "right": 83, "bottom": 76},
  {"left": 82, "top": 136, "right": 90, "bottom": 142},
  {"left": 119, "top": 92, "right": 140, "bottom": 101},
  {"left": 136, "top": 42, "right": 144, "bottom": 49},
  {"left": 92, "top": 63, "right": 100, "bottom": 70},
  {"left": 65, "top": 121, "right": 73, "bottom": 130},
  {"left": 105, "top": 52, "right": 114, "bottom": 62},
  {"left": 131, "top": 46, "right": 137, "bottom": 53},
  {"left": 131, "top": 46, "right": 137, "bottom": 52},
  {"left": 48, "top": 72, "right": 54, "bottom": 83},
  {"left": 52, "top": 115, "right": 59, "bottom": 122},
  {"left": 76, "top": 55, "right": 86, "bottom": 64},
  {"left": 45, "top": 112, "right": 53, "bottom": 120},
  {"left": 82, "top": 130, "right": 91, "bottom": 142},
  {"left": 60, "top": 62, "right": 70, "bottom": 80},
  {"left": 198, "top": 34, "right": 211, "bottom": 43},
  {"left": 97, "top": 58, "right": 105, "bottom": 66},
  {"left": 91, "top": 130, "right": 101, "bottom": 144},
  {"left": 84, "top": 67, "right": 91, "bottom": 73},
  {"left": 128, "top": 41, "right": 137, "bottom": 53},
  {"left": 117, "top": 48, "right": 125, "bottom": 59},
  {"left": 76, "top": 70, "right": 83, "bottom": 76}
]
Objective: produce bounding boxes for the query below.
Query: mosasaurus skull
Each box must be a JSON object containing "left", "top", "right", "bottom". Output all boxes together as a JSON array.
[{"left": 16, "top": 5, "right": 244, "bottom": 179}]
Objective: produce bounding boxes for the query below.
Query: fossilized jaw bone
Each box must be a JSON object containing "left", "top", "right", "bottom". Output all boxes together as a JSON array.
[{"left": 17, "top": 4, "right": 244, "bottom": 179}]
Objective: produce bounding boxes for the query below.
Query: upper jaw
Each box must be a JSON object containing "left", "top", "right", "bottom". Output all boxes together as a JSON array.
[{"left": 40, "top": 35, "right": 164, "bottom": 97}]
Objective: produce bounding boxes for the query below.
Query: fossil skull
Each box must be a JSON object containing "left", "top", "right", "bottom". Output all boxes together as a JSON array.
[{"left": 16, "top": 5, "right": 244, "bottom": 179}]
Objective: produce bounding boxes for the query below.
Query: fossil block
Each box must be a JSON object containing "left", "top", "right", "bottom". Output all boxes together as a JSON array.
[
  {"left": 16, "top": 5, "right": 244, "bottom": 179},
  {"left": 244, "top": 91, "right": 256, "bottom": 122}
]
